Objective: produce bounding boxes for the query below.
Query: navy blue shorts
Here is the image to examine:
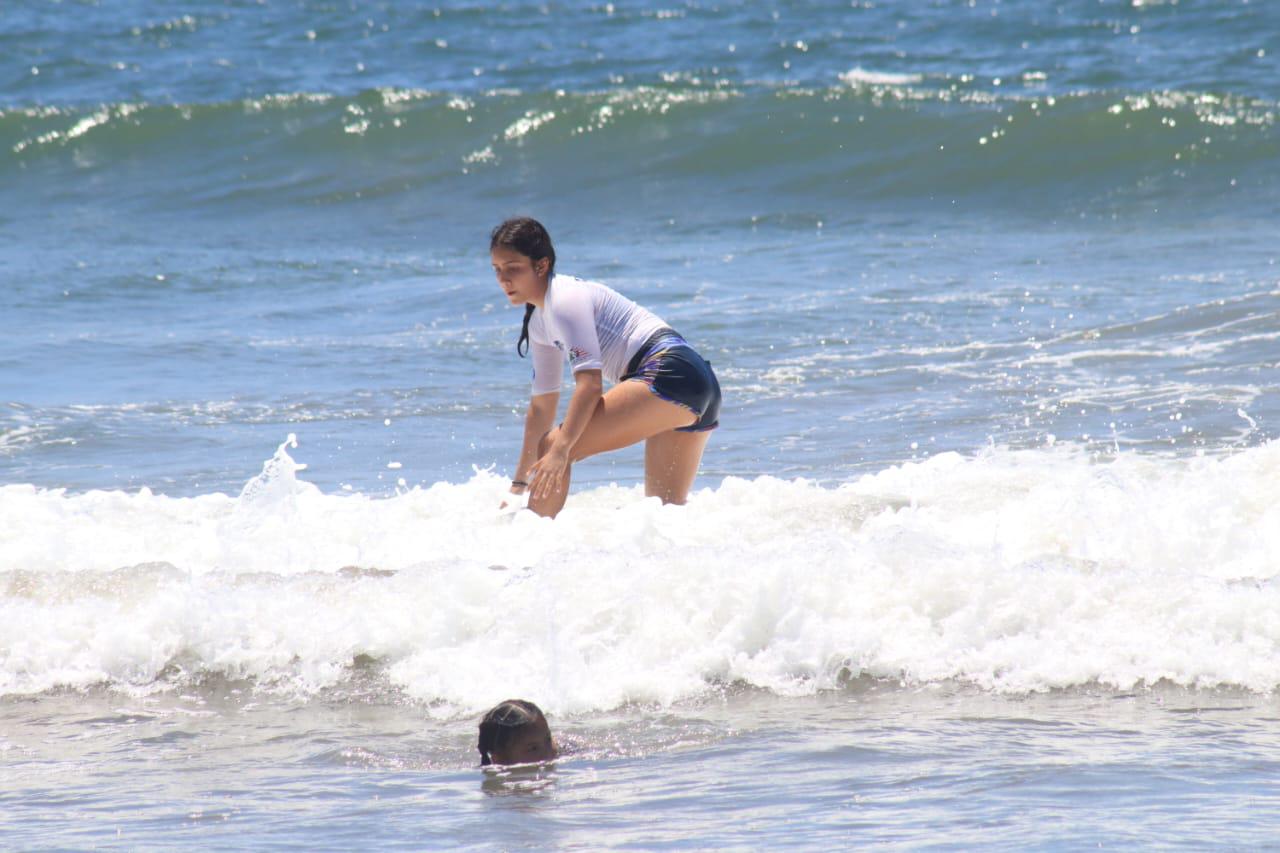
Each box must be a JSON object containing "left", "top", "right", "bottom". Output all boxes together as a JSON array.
[{"left": 621, "top": 329, "right": 721, "bottom": 432}]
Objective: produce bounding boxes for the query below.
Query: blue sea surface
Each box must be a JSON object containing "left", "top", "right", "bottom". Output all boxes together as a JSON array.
[{"left": 2, "top": 0, "right": 1279, "bottom": 847}]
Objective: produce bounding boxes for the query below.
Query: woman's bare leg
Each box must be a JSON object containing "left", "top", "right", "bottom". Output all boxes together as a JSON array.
[
  {"left": 527, "top": 380, "right": 695, "bottom": 517},
  {"left": 644, "top": 429, "right": 711, "bottom": 504}
]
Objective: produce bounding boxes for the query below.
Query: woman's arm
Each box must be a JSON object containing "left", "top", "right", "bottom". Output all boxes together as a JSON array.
[
  {"left": 528, "top": 369, "right": 602, "bottom": 501},
  {"left": 511, "top": 392, "right": 560, "bottom": 495}
]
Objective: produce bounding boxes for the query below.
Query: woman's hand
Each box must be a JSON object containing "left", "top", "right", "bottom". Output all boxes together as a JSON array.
[
  {"left": 499, "top": 480, "right": 528, "bottom": 511},
  {"left": 528, "top": 443, "right": 570, "bottom": 501},
  {"left": 508, "top": 393, "right": 559, "bottom": 511}
]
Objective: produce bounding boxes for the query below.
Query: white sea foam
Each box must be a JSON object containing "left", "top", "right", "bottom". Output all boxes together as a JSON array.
[
  {"left": 0, "top": 426, "right": 46, "bottom": 455},
  {"left": 839, "top": 67, "right": 925, "bottom": 87},
  {"left": 2, "top": 438, "right": 1279, "bottom": 711}
]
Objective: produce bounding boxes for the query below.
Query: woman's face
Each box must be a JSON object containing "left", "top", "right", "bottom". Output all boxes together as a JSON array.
[
  {"left": 491, "top": 246, "right": 549, "bottom": 307},
  {"left": 490, "top": 718, "right": 558, "bottom": 766}
]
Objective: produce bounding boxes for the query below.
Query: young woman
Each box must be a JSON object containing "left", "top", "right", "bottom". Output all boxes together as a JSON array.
[{"left": 491, "top": 217, "right": 720, "bottom": 518}]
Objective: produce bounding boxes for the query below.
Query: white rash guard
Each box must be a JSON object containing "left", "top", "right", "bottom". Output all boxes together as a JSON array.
[{"left": 527, "top": 274, "right": 669, "bottom": 395}]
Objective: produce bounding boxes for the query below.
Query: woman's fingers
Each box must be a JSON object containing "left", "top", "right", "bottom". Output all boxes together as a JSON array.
[
  {"left": 527, "top": 461, "right": 545, "bottom": 499},
  {"left": 532, "top": 465, "right": 554, "bottom": 500},
  {"left": 528, "top": 451, "right": 566, "bottom": 500},
  {"left": 544, "top": 467, "right": 563, "bottom": 499}
]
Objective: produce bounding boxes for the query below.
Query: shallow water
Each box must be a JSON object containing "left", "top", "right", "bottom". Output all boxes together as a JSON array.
[
  {"left": 5, "top": 685, "right": 1280, "bottom": 848},
  {"left": 4, "top": 0, "right": 1280, "bottom": 846}
]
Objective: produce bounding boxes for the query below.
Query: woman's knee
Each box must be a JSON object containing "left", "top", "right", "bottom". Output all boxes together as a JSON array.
[
  {"left": 539, "top": 427, "right": 581, "bottom": 461},
  {"left": 537, "top": 429, "right": 555, "bottom": 457}
]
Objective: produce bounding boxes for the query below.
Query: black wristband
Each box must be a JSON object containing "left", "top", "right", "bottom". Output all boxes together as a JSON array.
[{"left": 511, "top": 480, "right": 529, "bottom": 488}]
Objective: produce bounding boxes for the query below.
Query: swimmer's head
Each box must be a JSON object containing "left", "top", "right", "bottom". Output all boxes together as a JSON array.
[
  {"left": 490, "top": 217, "right": 556, "bottom": 357},
  {"left": 490, "top": 217, "right": 556, "bottom": 278},
  {"left": 477, "top": 699, "right": 559, "bottom": 767}
]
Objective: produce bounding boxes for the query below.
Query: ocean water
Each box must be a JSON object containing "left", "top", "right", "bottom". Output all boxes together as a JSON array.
[{"left": 3, "top": 0, "right": 1279, "bottom": 847}]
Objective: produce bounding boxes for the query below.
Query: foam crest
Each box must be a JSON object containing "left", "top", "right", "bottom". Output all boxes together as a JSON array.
[
  {"left": 2, "top": 440, "right": 1279, "bottom": 708},
  {"left": 839, "top": 67, "right": 925, "bottom": 86},
  {"left": 3, "top": 85, "right": 1273, "bottom": 211}
]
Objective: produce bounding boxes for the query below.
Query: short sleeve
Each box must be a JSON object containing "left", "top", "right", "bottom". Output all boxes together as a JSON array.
[{"left": 530, "top": 341, "right": 563, "bottom": 395}]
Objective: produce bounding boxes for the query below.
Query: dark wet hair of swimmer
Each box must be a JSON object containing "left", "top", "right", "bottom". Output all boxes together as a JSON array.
[{"left": 477, "top": 699, "right": 559, "bottom": 767}]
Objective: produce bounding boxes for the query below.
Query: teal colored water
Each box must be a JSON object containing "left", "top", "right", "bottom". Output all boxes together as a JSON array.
[{"left": 2, "top": 1, "right": 1279, "bottom": 847}]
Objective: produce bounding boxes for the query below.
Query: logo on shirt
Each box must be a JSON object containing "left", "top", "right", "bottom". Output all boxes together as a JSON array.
[{"left": 568, "top": 346, "right": 590, "bottom": 363}]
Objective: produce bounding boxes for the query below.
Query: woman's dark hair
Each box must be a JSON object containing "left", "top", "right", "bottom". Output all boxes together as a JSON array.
[
  {"left": 490, "top": 217, "right": 556, "bottom": 358},
  {"left": 477, "top": 699, "right": 546, "bottom": 766}
]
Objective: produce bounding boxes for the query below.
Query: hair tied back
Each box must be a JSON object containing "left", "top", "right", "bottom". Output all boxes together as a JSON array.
[{"left": 490, "top": 217, "right": 556, "bottom": 358}]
